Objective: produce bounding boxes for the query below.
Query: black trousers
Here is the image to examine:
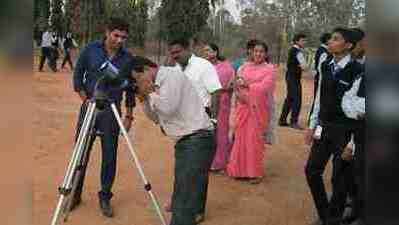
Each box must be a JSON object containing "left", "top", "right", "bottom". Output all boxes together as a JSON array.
[
  {"left": 305, "top": 124, "right": 352, "bottom": 224},
  {"left": 61, "top": 48, "right": 74, "bottom": 70},
  {"left": 39, "top": 47, "right": 57, "bottom": 72},
  {"left": 353, "top": 125, "right": 365, "bottom": 220},
  {"left": 170, "top": 130, "right": 216, "bottom": 225},
  {"left": 73, "top": 101, "right": 121, "bottom": 201},
  {"left": 280, "top": 75, "right": 302, "bottom": 124}
]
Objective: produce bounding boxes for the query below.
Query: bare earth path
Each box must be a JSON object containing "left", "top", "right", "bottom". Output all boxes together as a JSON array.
[{"left": 33, "top": 68, "right": 331, "bottom": 225}]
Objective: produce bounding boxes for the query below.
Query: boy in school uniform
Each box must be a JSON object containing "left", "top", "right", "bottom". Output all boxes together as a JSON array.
[{"left": 305, "top": 27, "right": 364, "bottom": 225}]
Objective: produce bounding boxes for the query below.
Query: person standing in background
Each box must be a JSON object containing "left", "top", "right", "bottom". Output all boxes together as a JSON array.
[
  {"left": 227, "top": 40, "right": 276, "bottom": 184},
  {"left": 279, "top": 33, "right": 308, "bottom": 130},
  {"left": 203, "top": 43, "right": 235, "bottom": 173},
  {"left": 38, "top": 28, "right": 57, "bottom": 72},
  {"left": 61, "top": 32, "right": 77, "bottom": 71}
]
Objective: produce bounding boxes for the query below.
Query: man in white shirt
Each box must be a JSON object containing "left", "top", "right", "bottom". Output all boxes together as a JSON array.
[
  {"left": 167, "top": 38, "right": 222, "bottom": 119},
  {"left": 133, "top": 56, "right": 216, "bottom": 225},
  {"left": 38, "top": 28, "right": 57, "bottom": 72}
]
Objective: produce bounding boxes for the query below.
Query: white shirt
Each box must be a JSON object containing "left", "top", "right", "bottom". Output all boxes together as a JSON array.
[
  {"left": 342, "top": 76, "right": 365, "bottom": 120},
  {"left": 143, "top": 66, "right": 214, "bottom": 141},
  {"left": 309, "top": 54, "right": 352, "bottom": 129},
  {"left": 178, "top": 54, "right": 222, "bottom": 107},
  {"left": 41, "top": 31, "right": 52, "bottom": 47},
  {"left": 294, "top": 45, "right": 308, "bottom": 70}
]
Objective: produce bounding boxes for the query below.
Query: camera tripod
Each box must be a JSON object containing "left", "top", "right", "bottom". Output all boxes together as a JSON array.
[{"left": 50, "top": 93, "right": 167, "bottom": 225}]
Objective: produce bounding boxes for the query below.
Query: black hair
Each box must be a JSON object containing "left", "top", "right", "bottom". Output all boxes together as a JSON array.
[
  {"left": 320, "top": 33, "right": 332, "bottom": 44},
  {"left": 106, "top": 17, "right": 129, "bottom": 33},
  {"left": 246, "top": 39, "right": 258, "bottom": 50},
  {"left": 293, "top": 33, "right": 307, "bottom": 43},
  {"left": 208, "top": 43, "right": 225, "bottom": 61},
  {"left": 332, "top": 27, "right": 358, "bottom": 50},
  {"left": 168, "top": 38, "right": 190, "bottom": 49},
  {"left": 351, "top": 28, "right": 365, "bottom": 42},
  {"left": 131, "top": 56, "right": 158, "bottom": 73}
]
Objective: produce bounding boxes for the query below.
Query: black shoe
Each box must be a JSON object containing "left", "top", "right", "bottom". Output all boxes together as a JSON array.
[
  {"left": 99, "top": 199, "right": 114, "bottom": 218},
  {"left": 278, "top": 121, "right": 289, "bottom": 127},
  {"left": 290, "top": 123, "right": 304, "bottom": 130}
]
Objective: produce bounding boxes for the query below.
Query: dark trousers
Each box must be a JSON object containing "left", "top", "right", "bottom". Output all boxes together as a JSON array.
[
  {"left": 353, "top": 126, "right": 365, "bottom": 220},
  {"left": 305, "top": 125, "right": 351, "bottom": 224},
  {"left": 61, "top": 48, "right": 74, "bottom": 70},
  {"left": 170, "top": 130, "right": 216, "bottom": 225},
  {"left": 280, "top": 75, "right": 302, "bottom": 124},
  {"left": 39, "top": 47, "right": 57, "bottom": 72},
  {"left": 73, "top": 102, "right": 120, "bottom": 201}
]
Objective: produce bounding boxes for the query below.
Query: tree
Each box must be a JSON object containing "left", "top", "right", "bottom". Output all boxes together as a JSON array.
[
  {"left": 159, "top": 0, "right": 211, "bottom": 42},
  {"left": 34, "top": 0, "right": 51, "bottom": 45},
  {"left": 50, "top": 0, "right": 64, "bottom": 34},
  {"left": 79, "top": 0, "right": 106, "bottom": 45}
]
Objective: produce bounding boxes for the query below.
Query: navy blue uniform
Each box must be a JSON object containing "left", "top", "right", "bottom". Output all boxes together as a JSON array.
[{"left": 73, "top": 40, "right": 135, "bottom": 201}]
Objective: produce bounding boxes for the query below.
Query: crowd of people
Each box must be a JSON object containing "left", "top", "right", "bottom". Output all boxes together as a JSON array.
[
  {"left": 52, "top": 16, "right": 365, "bottom": 225},
  {"left": 37, "top": 28, "right": 77, "bottom": 73}
]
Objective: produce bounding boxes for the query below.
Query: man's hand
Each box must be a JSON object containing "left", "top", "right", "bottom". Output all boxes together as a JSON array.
[
  {"left": 78, "top": 90, "right": 87, "bottom": 102},
  {"left": 304, "top": 128, "right": 314, "bottom": 145},
  {"left": 341, "top": 146, "right": 353, "bottom": 161},
  {"left": 136, "top": 75, "right": 155, "bottom": 97},
  {"left": 123, "top": 116, "right": 133, "bottom": 132},
  {"left": 163, "top": 56, "right": 176, "bottom": 67}
]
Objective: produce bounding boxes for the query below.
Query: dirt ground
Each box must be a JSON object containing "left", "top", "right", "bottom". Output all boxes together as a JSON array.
[{"left": 33, "top": 64, "right": 332, "bottom": 225}]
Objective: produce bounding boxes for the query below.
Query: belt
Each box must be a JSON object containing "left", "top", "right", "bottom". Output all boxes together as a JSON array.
[{"left": 177, "top": 129, "right": 213, "bottom": 144}]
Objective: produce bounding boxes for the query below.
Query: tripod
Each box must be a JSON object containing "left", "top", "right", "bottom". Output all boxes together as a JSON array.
[{"left": 50, "top": 92, "right": 167, "bottom": 225}]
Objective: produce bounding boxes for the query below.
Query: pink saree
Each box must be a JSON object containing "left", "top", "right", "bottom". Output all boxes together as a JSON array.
[
  {"left": 226, "top": 62, "right": 276, "bottom": 178},
  {"left": 211, "top": 61, "right": 235, "bottom": 170}
]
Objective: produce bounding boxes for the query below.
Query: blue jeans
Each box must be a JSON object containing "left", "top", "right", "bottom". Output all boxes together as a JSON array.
[{"left": 74, "top": 101, "right": 120, "bottom": 201}]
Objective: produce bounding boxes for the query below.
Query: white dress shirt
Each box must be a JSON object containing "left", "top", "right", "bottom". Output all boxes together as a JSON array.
[
  {"left": 178, "top": 54, "right": 222, "bottom": 107},
  {"left": 41, "top": 31, "right": 52, "bottom": 48},
  {"left": 143, "top": 66, "right": 214, "bottom": 141},
  {"left": 294, "top": 44, "right": 308, "bottom": 70}
]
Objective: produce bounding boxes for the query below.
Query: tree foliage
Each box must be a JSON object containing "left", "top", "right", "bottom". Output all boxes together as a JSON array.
[
  {"left": 107, "top": 0, "right": 149, "bottom": 47},
  {"left": 50, "top": 0, "right": 64, "bottom": 34},
  {"left": 158, "top": 0, "right": 211, "bottom": 41}
]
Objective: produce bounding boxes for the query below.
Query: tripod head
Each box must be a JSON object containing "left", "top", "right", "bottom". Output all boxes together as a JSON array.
[{"left": 92, "top": 60, "right": 133, "bottom": 109}]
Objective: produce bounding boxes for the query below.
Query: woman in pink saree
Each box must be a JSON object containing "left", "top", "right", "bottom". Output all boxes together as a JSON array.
[
  {"left": 203, "top": 43, "right": 235, "bottom": 172},
  {"left": 227, "top": 41, "right": 276, "bottom": 184}
]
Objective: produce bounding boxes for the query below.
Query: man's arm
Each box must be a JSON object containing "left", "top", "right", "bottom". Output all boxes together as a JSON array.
[
  {"left": 305, "top": 62, "right": 324, "bottom": 145},
  {"left": 142, "top": 97, "right": 160, "bottom": 124},
  {"left": 150, "top": 68, "right": 184, "bottom": 117},
  {"left": 297, "top": 51, "right": 309, "bottom": 72},
  {"left": 73, "top": 46, "right": 89, "bottom": 101},
  {"left": 202, "top": 63, "right": 223, "bottom": 95}
]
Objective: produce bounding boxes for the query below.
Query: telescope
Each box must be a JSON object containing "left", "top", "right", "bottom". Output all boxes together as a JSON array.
[{"left": 49, "top": 58, "right": 167, "bottom": 225}]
